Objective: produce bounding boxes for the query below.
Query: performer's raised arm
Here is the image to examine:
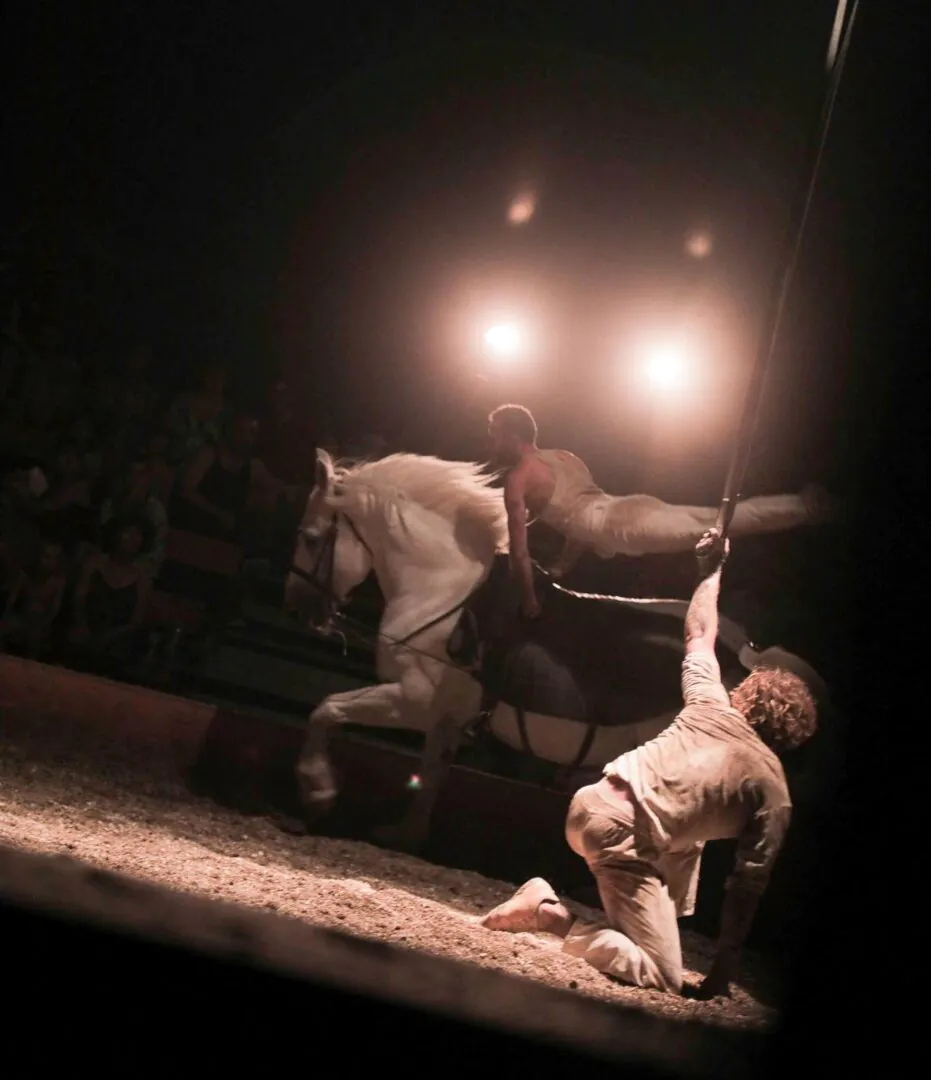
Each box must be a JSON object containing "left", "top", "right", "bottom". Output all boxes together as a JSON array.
[{"left": 504, "top": 467, "right": 540, "bottom": 619}]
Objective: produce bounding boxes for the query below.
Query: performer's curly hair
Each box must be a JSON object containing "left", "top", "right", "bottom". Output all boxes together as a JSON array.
[
  {"left": 730, "top": 668, "right": 818, "bottom": 753},
  {"left": 488, "top": 404, "right": 538, "bottom": 444}
]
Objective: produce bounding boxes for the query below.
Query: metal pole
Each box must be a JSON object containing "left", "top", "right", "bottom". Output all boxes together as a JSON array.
[{"left": 715, "top": 0, "right": 859, "bottom": 538}]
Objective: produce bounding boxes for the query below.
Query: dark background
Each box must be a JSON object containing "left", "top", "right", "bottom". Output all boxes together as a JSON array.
[{"left": 1, "top": 2, "right": 875, "bottom": 489}]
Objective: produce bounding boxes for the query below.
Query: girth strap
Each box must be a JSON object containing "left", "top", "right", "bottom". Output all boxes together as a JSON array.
[
  {"left": 514, "top": 699, "right": 533, "bottom": 758},
  {"left": 498, "top": 644, "right": 534, "bottom": 757},
  {"left": 570, "top": 722, "right": 599, "bottom": 771}
]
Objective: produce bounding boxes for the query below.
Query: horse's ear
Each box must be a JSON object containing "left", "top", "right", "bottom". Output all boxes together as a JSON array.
[{"left": 314, "top": 446, "right": 335, "bottom": 494}]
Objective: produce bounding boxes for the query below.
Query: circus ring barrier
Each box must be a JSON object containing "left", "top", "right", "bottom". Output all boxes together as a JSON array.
[
  {"left": 0, "top": 651, "right": 833, "bottom": 947},
  {"left": 0, "top": 654, "right": 592, "bottom": 891}
]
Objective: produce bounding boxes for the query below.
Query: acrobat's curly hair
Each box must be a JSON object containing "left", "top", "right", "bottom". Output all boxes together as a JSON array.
[{"left": 730, "top": 667, "right": 818, "bottom": 753}]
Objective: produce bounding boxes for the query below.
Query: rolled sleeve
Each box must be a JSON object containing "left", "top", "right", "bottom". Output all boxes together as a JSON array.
[
  {"left": 727, "top": 802, "right": 792, "bottom": 895},
  {"left": 681, "top": 651, "right": 731, "bottom": 710}
]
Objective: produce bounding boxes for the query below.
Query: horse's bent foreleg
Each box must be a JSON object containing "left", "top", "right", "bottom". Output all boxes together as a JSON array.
[
  {"left": 298, "top": 682, "right": 411, "bottom": 816},
  {"left": 296, "top": 717, "right": 339, "bottom": 815},
  {"left": 310, "top": 680, "right": 414, "bottom": 728}
]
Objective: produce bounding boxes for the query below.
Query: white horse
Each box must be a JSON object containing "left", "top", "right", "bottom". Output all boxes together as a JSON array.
[{"left": 286, "top": 448, "right": 826, "bottom": 851}]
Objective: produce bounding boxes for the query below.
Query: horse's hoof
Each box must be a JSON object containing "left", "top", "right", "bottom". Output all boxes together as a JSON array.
[
  {"left": 297, "top": 792, "right": 337, "bottom": 824},
  {"left": 371, "top": 823, "right": 427, "bottom": 855}
]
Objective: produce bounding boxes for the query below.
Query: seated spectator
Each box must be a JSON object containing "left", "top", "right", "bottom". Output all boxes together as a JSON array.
[
  {"left": 67, "top": 513, "right": 154, "bottom": 671},
  {"left": 172, "top": 409, "right": 299, "bottom": 542},
  {"left": 165, "top": 362, "right": 230, "bottom": 466},
  {"left": 32, "top": 441, "right": 94, "bottom": 555},
  {"left": 0, "top": 462, "right": 44, "bottom": 580},
  {"left": 0, "top": 536, "right": 66, "bottom": 658},
  {"left": 99, "top": 443, "right": 170, "bottom": 579},
  {"left": 127, "top": 427, "right": 175, "bottom": 508}
]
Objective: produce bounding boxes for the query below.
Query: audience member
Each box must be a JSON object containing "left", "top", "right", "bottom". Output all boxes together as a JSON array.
[
  {"left": 0, "top": 536, "right": 66, "bottom": 657},
  {"left": 173, "top": 409, "right": 299, "bottom": 543},
  {"left": 0, "top": 462, "right": 44, "bottom": 580},
  {"left": 127, "top": 427, "right": 175, "bottom": 508},
  {"left": 32, "top": 440, "right": 94, "bottom": 555},
  {"left": 99, "top": 441, "right": 171, "bottom": 578},
  {"left": 165, "top": 362, "right": 230, "bottom": 466},
  {"left": 67, "top": 513, "right": 154, "bottom": 671}
]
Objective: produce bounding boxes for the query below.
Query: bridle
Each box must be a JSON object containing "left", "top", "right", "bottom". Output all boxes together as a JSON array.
[
  {"left": 288, "top": 507, "right": 479, "bottom": 658},
  {"left": 289, "top": 511, "right": 373, "bottom": 629}
]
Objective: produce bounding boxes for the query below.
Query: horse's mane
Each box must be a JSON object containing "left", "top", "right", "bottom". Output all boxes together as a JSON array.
[{"left": 333, "top": 453, "right": 507, "bottom": 545}]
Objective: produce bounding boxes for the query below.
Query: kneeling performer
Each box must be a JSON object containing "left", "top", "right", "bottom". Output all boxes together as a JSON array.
[{"left": 481, "top": 528, "right": 817, "bottom": 998}]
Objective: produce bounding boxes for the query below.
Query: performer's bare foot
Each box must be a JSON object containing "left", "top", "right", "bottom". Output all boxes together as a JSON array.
[
  {"left": 537, "top": 898, "right": 574, "bottom": 937},
  {"left": 481, "top": 877, "right": 572, "bottom": 936}
]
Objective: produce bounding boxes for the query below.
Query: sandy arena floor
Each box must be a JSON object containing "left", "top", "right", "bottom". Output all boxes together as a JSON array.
[{"left": 0, "top": 746, "right": 776, "bottom": 1031}]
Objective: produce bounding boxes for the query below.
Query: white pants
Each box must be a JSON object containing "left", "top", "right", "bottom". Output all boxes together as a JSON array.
[
  {"left": 562, "top": 781, "right": 703, "bottom": 993},
  {"left": 572, "top": 492, "right": 813, "bottom": 559}
]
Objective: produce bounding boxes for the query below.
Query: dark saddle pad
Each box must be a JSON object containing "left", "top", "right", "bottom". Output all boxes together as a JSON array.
[{"left": 449, "top": 556, "right": 744, "bottom": 728}]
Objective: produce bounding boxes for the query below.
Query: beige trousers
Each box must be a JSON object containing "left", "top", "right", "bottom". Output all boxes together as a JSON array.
[
  {"left": 562, "top": 780, "right": 703, "bottom": 993},
  {"left": 571, "top": 492, "right": 814, "bottom": 558}
]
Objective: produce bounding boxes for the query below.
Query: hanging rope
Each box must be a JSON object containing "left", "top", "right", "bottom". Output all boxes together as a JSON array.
[{"left": 715, "top": 0, "right": 859, "bottom": 539}]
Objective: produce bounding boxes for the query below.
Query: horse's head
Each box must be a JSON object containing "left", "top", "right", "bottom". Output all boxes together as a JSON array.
[{"left": 285, "top": 448, "right": 373, "bottom": 631}]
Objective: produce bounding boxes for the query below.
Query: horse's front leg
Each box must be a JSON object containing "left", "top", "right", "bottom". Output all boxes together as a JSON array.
[
  {"left": 297, "top": 682, "right": 408, "bottom": 820},
  {"left": 373, "top": 711, "right": 466, "bottom": 855}
]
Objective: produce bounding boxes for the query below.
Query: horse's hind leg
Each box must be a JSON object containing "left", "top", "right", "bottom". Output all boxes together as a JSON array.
[{"left": 372, "top": 711, "right": 465, "bottom": 854}]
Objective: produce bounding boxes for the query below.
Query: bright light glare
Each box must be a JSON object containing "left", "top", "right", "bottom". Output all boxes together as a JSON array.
[
  {"left": 508, "top": 193, "right": 536, "bottom": 225},
  {"left": 484, "top": 322, "right": 524, "bottom": 356},
  {"left": 685, "top": 229, "right": 713, "bottom": 259},
  {"left": 644, "top": 343, "right": 689, "bottom": 391}
]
